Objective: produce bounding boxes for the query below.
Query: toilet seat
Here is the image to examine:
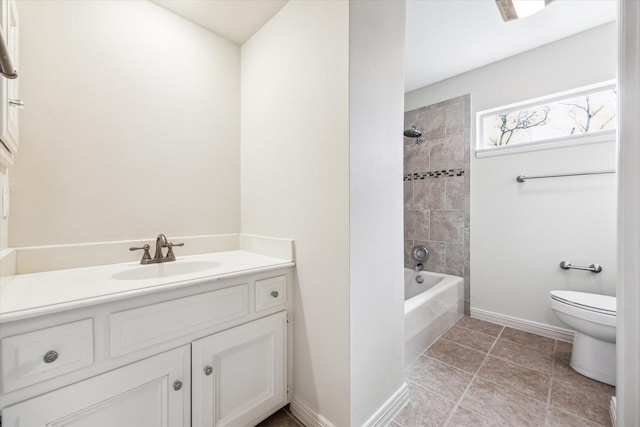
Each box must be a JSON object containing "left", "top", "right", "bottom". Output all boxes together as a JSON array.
[{"left": 550, "top": 291, "right": 616, "bottom": 316}]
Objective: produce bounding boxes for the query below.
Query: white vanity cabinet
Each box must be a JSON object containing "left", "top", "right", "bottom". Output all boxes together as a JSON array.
[
  {"left": 192, "top": 311, "right": 287, "bottom": 427},
  {"left": 1, "top": 345, "right": 192, "bottom": 427},
  {"left": 0, "top": 266, "right": 293, "bottom": 427}
]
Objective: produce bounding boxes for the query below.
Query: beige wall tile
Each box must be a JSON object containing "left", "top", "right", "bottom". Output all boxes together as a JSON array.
[
  {"left": 430, "top": 210, "right": 465, "bottom": 242},
  {"left": 414, "top": 178, "right": 445, "bottom": 210},
  {"left": 405, "top": 209, "right": 430, "bottom": 240}
]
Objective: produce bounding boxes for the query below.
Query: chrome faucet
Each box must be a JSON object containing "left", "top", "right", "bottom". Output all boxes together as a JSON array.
[
  {"left": 130, "top": 234, "right": 184, "bottom": 264},
  {"left": 155, "top": 233, "right": 168, "bottom": 261}
]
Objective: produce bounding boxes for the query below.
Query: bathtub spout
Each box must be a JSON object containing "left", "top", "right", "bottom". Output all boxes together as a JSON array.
[{"left": 414, "top": 263, "right": 424, "bottom": 272}]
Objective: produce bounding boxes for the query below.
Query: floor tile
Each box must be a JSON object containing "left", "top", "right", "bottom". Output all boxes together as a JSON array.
[
  {"left": 446, "top": 406, "right": 502, "bottom": 426},
  {"left": 393, "top": 381, "right": 456, "bottom": 427},
  {"left": 545, "top": 408, "right": 605, "bottom": 426},
  {"left": 406, "top": 355, "right": 474, "bottom": 401},
  {"left": 460, "top": 377, "right": 547, "bottom": 426},
  {"left": 441, "top": 325, "right": 497, "bottom": 353},
  {"left": 477, "top": 356, "right": 551, "bottom": 402},
  {"left": 426, "top": 338, "right": 486, "bottom": 374},
  {"left": 256, "top": 408, "right": 304, "bottom": 427},
  {"left": 556, "top": 339, "right": 573, "bottom": 355},
  {"left": 455, "top": 316, "right": 503, "bottom": 337},
  {"left": 500, "top": 327, "right": 555, "bottom": 352},
  {"left": 552, "top": 341, "right": 605, "bottom": 388},
  {"left": 550, "top": 377, "right": 614, "bottom": 426},
  {"left": 490, "top": 338, "right": 554, "bottom": 374}
]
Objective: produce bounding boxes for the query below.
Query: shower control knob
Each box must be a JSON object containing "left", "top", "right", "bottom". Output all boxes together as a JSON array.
[{"left": 412, "top": 245, "right": 429, "bottom": 262}]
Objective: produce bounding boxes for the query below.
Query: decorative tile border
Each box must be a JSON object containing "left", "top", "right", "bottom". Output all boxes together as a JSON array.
[{"left": 403, "top": 169, "right": 465, "bottom": 181}]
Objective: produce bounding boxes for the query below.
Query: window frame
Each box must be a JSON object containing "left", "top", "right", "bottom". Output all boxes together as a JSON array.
[{"left": 475, "top": 80, "right": 617, "bottom": 158}]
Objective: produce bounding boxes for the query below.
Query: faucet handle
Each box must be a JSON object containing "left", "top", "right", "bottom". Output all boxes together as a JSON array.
[
  {"left": 166, "top": 242, "right": 184, "bottom": 260},
  {"left": 130, "top": 244, "right": 152, "bottom": 262}
]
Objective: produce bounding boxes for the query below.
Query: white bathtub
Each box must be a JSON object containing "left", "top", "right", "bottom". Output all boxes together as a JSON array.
[{"left": 404, "top": 268, "right": 464, "bottom": 366}]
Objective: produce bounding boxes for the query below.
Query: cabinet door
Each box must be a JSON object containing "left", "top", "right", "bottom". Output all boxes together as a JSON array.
[
  {"left": 192, "top": 311, "right": 287, "bottom": 427},
  {"left": 1, "top": 345, "right": 191, "bottom": 427}
]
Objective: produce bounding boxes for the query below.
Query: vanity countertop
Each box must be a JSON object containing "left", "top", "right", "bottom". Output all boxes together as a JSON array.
[{"left": 0, "top": 250, "right": 294, "bottom": 323}]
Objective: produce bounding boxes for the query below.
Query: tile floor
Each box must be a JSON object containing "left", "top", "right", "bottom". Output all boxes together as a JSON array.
[
  {"left": 392, "top": 316, "right": 615, "bottom": 427},
  {"left": 257, "top": 405, "right": 304, "bottom": 427}
]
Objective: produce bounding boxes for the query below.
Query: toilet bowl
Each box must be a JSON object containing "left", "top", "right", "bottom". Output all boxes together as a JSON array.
[{"left": 549, "top": 290, "right": 616, "bottom": 386}]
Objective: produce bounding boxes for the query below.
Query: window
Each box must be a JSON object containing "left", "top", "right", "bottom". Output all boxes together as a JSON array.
[{"left": 476, "top": 81, "right": 616, "bottom": 157}]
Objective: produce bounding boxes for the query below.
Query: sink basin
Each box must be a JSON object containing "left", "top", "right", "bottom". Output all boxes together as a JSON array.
[{"left": 112, "top": 261, "right": 220, "bottom": 281}]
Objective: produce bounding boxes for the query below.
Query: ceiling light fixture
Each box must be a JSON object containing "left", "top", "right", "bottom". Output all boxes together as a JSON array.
[{"left": 495, "top": 0, "right": 555, "bottom": 22}]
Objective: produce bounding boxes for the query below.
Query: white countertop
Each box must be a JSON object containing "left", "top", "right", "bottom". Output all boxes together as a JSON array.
[{"left": 0, "top": 250, "right": 294, "bottom": 323}]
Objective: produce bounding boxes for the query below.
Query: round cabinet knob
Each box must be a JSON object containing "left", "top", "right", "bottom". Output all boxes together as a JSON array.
[
  {"left": 173, "top": 380, "right": 183, "bottom": 391},
  {"left": 271, "top": 291, "right": 279, "bottom": 298},
  {"left": 43, "top": 350, "right": 59, "bottom": 364},
  {"left": 204, "top": 366, "right": 213, "bottom": 376}
]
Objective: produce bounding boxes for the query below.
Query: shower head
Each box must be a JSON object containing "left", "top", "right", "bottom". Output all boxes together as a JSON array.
[
  {"left": 404, "top": 125, "right": 422, "bottom": 138},
  {"left": 404, "top": 125, "right": 425, "bottom": 144}
]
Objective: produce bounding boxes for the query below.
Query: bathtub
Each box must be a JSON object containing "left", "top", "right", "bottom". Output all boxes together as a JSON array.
[{"left": 404, "top": 268, "right": 464, "bottom": 366}]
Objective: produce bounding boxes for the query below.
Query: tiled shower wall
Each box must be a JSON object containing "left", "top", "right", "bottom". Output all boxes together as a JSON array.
[{"left": 404, "top": 94, "right": 471, "bottom": 314}]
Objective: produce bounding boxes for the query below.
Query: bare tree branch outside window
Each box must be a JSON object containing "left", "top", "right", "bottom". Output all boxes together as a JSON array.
[
  {"left": 481, "top": 85, "right": 616, "bottom": 150},
  {"left": 489, "top": 106, "right": 550, "bottom": 146},
  {"left": 564, "top": 92, "right": 616, "bottom": 135}
]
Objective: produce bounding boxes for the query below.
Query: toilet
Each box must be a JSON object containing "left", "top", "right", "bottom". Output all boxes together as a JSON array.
[{"left": 549, "top": 290, "right": 616, "bottom": 386}]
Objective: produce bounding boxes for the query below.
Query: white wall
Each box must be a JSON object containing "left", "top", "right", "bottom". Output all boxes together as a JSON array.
[
  {"left": 617, "top": 1, "right": 640, "bottom": 423},
  {"left": 242, "top": 1, "right": 407, "bottom": 425},
  {"left": 405, "top": 23, "right": 617, "bottom": 330},
  {"left": 240, "top": 1, "right": 351, "bottom": 425},
  {"left": 10, "top": 0, "right": 240, "bottom": 247},
  {"left": 349, "top": 2, "right": 406, "bottom": 426}
]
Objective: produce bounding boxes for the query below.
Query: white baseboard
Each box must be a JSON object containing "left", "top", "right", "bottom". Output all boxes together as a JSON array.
[
  {"left": 610, "top": 396, "right": 617, "bottom": 427},
  {"left": 291, "top": 383, "right": 409, "bottom": 427},
  {"left": 290, "top": 396, "right": 335, "bottom": 427},
  {"left": 362, "top": 383, "right": 409, "bottom": 427},
  {"left": 470, "top": 307, "right": 574, "bottom": 342}
]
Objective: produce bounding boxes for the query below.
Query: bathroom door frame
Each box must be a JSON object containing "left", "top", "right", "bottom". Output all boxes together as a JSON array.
[{"left": 616, "top": 0, "right": 640, "bottom": 425}]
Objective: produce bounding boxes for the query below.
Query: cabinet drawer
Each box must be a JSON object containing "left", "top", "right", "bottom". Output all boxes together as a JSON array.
[
  {"left": 1, "top": 319, "right": 94, "bottom": 393},
  {"left": 110, "top": 284, "right": 249, "bottom": 357},
  {"left": 255, "top": 275, "right": 287, "bottom": 312}
]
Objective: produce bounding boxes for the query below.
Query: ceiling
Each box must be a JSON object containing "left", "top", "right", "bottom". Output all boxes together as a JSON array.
[
  {"left": 151, "top": 0, "right": 616, "bottom": 93},
  {"left": 150, "top": 0, "right": 287, "bottom": 45},
  {"left": 405, "top": 0, "right": 616, "bottom": 92}
]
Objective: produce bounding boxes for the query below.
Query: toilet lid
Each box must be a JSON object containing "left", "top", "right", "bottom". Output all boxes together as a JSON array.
[{"left": 550, "top": 291, "right": 616, "bottom": 315}]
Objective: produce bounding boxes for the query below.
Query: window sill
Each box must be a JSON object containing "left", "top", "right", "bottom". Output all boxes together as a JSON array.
[{"left": 475, "top": 129, "right": 616, "bottom": 158}]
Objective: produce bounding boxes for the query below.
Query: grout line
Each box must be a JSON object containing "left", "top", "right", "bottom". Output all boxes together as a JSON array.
[
  {"left": 499, "top": 328, "right": 557, "bottom": 352},
  {"left": 442, "top": 325, "right": 505, "bottom": 426},
  {"left": 450, "top": 323, "right": 503, "bottom": 341},
  {"left": 414, "top": 354, "right": 476, "bottom": 379},
  {"left": 391, "top": 379, "right": 459, "bottom": 427},
  {"left": 437, "top": 337, "right": 490, "bottom": 356},
  {"left": 542, "top": 339, "right": 559, "bottom": 425},
  {"left": 486, "top": 351, "right": 554, "bottom": 376}
]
